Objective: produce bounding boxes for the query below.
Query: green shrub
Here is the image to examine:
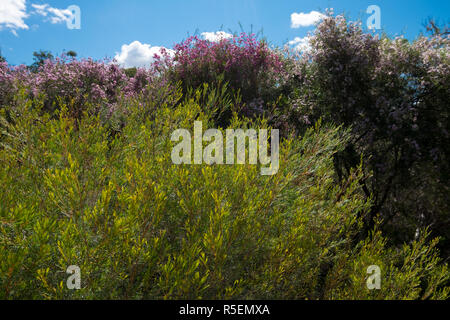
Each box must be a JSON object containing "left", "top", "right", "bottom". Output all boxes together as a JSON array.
[{"left": 0, "top": 86, "right": 448, "bottom": 299}]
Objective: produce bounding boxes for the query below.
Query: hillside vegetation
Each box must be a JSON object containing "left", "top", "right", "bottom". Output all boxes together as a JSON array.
[{"left": 0, "top": 14, "right": 449, "bottom": 299}]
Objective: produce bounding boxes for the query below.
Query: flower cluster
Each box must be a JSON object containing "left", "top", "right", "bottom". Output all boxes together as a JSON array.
[
  {"left": 170, "top": 33, "right": 286, "bottom": 115},
  {"left": 0, "top": 56, "right": 166, "bottom": 118}
]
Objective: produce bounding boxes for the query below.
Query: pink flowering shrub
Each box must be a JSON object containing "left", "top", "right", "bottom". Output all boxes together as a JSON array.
[
  {"left": 169, "top": 33, "right": 287, "bottom": 120},
  {"left": 1, "top": 34, "right": 287, "bottom": 123},
  {"left": 0, "top": 62, "right": 15, "bottom": 107},
  {"left": 0, "top": 56, "right": 169, "bottom": 120},
  {"left": 32, "top": 57, "right": 129, "bottom": 117},
  {"left": 0, "top": 62, "right": 30, "bottom": 108}
]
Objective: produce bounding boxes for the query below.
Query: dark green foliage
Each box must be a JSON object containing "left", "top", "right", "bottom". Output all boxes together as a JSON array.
[
  {"left": 124, "top": 67, "right": 137, "bottom": 78},
  {"left": 29, "top": 50, "right": 54, "bottom": 72},
  {"left": 66, "top": 51, "right": 77, "bottom": 58},
  {"left": 283, "top": 14, "right": 450, "bottom": 255}
]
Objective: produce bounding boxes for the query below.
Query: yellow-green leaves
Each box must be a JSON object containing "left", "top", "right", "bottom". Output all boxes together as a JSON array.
[{"left": 0, "top": 85, "right": 448, "bottom": 300}]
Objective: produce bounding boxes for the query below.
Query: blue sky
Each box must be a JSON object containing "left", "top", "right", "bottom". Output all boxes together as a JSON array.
[{"left": 0, "top": 0, "right": 449, "bottom": 66}]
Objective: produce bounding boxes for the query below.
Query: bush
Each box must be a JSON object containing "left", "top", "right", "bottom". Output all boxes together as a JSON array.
[
  {"left": 0, "top": 57, "right": 163, "bottom": 121},
  {"left": 286, "top": 13, "right": 450, "bottom": 251},
  {"left": 168, "top": 33, "right": 287, "bottom": 123},
  {"left": 0, "top": 86, "right": 448, "bottom": 299}
]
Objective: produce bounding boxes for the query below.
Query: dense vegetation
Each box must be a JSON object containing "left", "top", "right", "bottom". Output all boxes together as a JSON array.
[{"left": 0, "top": 14, "right": 449, "bottom": 299}]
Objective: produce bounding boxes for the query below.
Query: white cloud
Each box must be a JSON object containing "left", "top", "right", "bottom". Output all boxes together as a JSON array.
[
  {"left": 288, "top": 36, "right": 312, "bottom": 52},
  {"left": 47, "top": 7, "right": 72, "bottom": 24},
  {"left": 201, "top": 31, "right": 233, "bottom": 42},
  {"left": 291, "top": 11, "right": 325, "bottom": 28},
  {"left": 114, "top": 41, "right": 174, "bottom": 68},
  {"left": 0, "top": 1, "right": 76, "bottom": 35},
  {"left": 31, "top": 4, "right": 48, "bottom": 16},
  {"left": 31, "top": 3, "right": 73, "bottom": 24},
  {"left": 0, "top": 0, "right": 29, "bottom": 35}
]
